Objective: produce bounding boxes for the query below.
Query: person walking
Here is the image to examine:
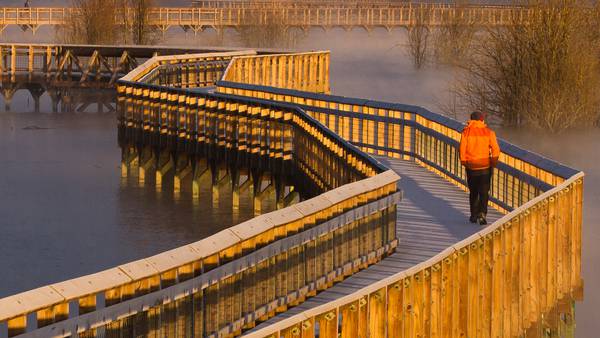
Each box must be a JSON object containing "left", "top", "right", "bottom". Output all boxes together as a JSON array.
[{"left": 459, "top": 111, "right": 500, "bottom": 225}]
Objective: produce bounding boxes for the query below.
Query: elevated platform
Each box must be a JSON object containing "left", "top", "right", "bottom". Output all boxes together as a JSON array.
[{"left": 247, "top": 157, "right": 503, "bottom": 333}]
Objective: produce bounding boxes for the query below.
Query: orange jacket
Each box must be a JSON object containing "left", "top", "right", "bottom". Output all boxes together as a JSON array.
[{"left": 459, "top": 120, "right": 501, "bottom": 170}]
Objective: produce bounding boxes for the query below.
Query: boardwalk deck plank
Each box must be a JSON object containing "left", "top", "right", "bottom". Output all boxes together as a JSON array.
[{"left": 247, "top": 158, "right": 503, "bottom": 333}]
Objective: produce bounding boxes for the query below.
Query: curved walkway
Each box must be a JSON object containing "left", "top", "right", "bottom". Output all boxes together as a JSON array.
[{"left": 246, "top": 157, "right": 503, "bottom": 333}]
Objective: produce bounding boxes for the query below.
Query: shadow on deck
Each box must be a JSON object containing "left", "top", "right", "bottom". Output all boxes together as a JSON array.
[{"left": 247, "top": 157, "right": 503, "bottom": 331}]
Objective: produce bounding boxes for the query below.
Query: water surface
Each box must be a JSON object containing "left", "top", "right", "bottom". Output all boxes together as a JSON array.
[{"left": 1, "top": 27, "right": 598, "bottom": 336}]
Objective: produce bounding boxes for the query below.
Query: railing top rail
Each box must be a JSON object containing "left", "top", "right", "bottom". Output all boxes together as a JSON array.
[
  {"left": 225, "top": 50, "right": 329, "bottom": 59},
  {"left": 241, "top": 169, "right": 584, "bottom": 338},
  {"left": 216, "top": 80, "right": 580, "bottom": 180}
]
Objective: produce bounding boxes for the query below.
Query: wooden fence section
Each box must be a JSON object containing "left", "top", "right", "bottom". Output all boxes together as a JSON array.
[
  {"left": 221, "top": 52, "right": 330, "bottom": 94},
  {"left": 121, "top": 50, "right": 256, "bottom": 88},
  {"left": 0, "top": 44, "right": 278, "bottom": 84},
  {"left": 0, "top": 56, "right": 401, "bottom": 338},
  {"left": 216, "top": 82, "right": 579, "bottom": 212},
  {"left": 242, "top": 170, "right": 584, "bottom": 338},
  {"left": 0, "top": 4, "right": 533, "bottom": 33}
]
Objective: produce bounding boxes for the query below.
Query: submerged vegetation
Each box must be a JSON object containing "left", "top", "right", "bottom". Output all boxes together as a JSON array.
[
  {"left": 59, "top": 0, "right": 158, "bottom": 45},
  {"left": 237, "top": 0, "right": 304, "bottom": 48},
  {"left": 409, "top": 0, "right": 600, "bottom": 132},
  {"left": 60, "top": 0, "right": 302, "bottom": 48},
  {"left": 455, "top": 0, "right": 600, "bottom": 132}
]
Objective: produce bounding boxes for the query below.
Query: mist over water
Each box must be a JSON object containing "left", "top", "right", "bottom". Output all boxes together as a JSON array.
[
  {"left": 0, "top": 23, "right": 598, "bottom": 336},
  {"left": 0, "top": 89, "right": 273, "bottom": 297}
]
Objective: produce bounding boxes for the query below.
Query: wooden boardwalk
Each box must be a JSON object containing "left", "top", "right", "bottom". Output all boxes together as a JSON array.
[{"left": 247, "top": 156, "right": 503, "bottom": 333}]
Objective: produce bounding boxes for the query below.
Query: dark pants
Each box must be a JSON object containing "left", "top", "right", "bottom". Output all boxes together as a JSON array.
[{"left": 466, "top": 168, "right": 492, "bottom": 218}]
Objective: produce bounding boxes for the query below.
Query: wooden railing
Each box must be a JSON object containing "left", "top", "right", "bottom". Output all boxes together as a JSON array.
[
  {"left": 121, "top": 50, "right": 256, "bottom": 88},
  {"left": 215, "top": 65, "right": 584, "bottom": 338},
  {"left": 0, "top": 5, "right": 534, "bottom": 32},
  {"left": 0, "top": 8, "right": 70, "bottom": 27},
  {"left": 221, "top": 52, "right": 330, "bottom": 94},
  {"left": 217, "top": 82, "right": 579, "bottom": 212},
  {"left": 242, "top": 171, "right": 583, "bottom": 338},
  {"left": 0, "top": 43, "right": 269, "bottom": 84},
  {"left": 191, "top": 1, "right": 527, "bottom": 9},
  {"left": 0, "top": 53, "right": 401, "bottom": 338},
  {"left": 148, "top": 6, "right": 530, "bottom": 29},
  {"left": 0, "top": 50, "right": 583, "bottom": 338}
]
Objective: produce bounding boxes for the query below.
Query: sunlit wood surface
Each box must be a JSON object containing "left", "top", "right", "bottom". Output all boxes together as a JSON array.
[{"left": 247, "top": 156, "right": 503, "bottom": 333}]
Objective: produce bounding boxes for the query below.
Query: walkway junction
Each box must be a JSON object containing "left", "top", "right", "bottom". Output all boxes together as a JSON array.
[
  {"left": 0, "top": 44, "right": 584, "bottom": 338},
  {"left": 1, "top": 2, "right": 534, "bottom": 35}
]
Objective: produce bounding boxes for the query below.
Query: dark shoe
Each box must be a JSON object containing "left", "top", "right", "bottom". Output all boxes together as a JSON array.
[
  {"left": 469, "top": 215, "right": 478, "bottom": 223},
  {"left": 478, "top": 215, "right": 487, "bottom": 226}
]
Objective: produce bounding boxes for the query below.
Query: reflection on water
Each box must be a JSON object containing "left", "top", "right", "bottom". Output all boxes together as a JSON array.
[
  {"left": 118, "top": 124, "right": 308, "bottom": 219},
  {"left": 0, "top": 76, "right": 115, "bottom": 114},
  {"left": 525, "top": 295, "right": 578, "bottom": 338}
]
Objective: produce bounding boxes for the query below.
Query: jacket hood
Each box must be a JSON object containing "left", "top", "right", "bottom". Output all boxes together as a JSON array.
[{"left": 467, "top": 120, "right": 487, "bottom": 128}]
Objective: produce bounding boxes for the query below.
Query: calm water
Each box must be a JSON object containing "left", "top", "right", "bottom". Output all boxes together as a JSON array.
[
  {"left": 0, "top": 88, "right": 276, "bottom": 297},
  {"left": 1, "top": 27, "right": 598, "bottom": 335}
]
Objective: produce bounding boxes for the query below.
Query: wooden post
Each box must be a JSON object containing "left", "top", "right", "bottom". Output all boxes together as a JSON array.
[
  {"left": 502, "top": 222, "right": 513, "bottom": 338},
  {"left": 10, "top": 45, "right": 16, "bottom": 82},
  {"left": 456, "top": 249, "right": 468, "bottom": 338},
  {"left": 317, "top": 310, "right": 337, "bottom": 338},
  {"left": 340, "top": 302, "right": 358, "bottom": 337},
  {"left": 536, "top": 203, "right": 548, "bottom": 314},
  {"left": 414, "top": 271, "right": 425, "bottom": 337},
  {"left": 510, "top": 218, "right": 522, "bottom": 337},
  {"left": 302, "top": 54, "right": 309, "bottom": 91},
  {"left": 387, "top": 283, "right": 402, "bottom": 337},
  {"left": 44, "top": 46, "right": 52, "bottom": 77},
  {"left": 0, "top": 46, "right": 4, "bottom": 75},
  {"left": 28, "top": 46, "right": 34, "bottom": 76},
  {"left": 301, "top": 318, "right": 314, "bottom": 338},
  {"left": 480, "top": 234, "right": 493, "bottom": 338},
  {"left": 277, "top": 55, "right": 284, "bottom": 89},
  {"left": 572, "top": 179, "right": 583, "bottom": 291},
  {"left": 491, "top": 228, "right": 504, "bottom": 337},
  {"left": 368, "top": 289, "right": 386, "bottom": 338},
  {"left": 556, "top": 190, "right": 568, "bottom": 300},
  {"left": 358, "top": 296, "right": 368, "bottom": 338},
  {"left": 530, "top": 205, "right": 541, "bottom": 324},
  {"left": 467, "top": 241, "right": 481, "bottom": 337},
  {"left": 440, "top": 257, "right": 452, "bottom": 338},
  {"left": 402, "top": 276, "right": 413, "bottom": 337},
  {"left": 547, "top": 196, "right": 557, "bottom": 317}
]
